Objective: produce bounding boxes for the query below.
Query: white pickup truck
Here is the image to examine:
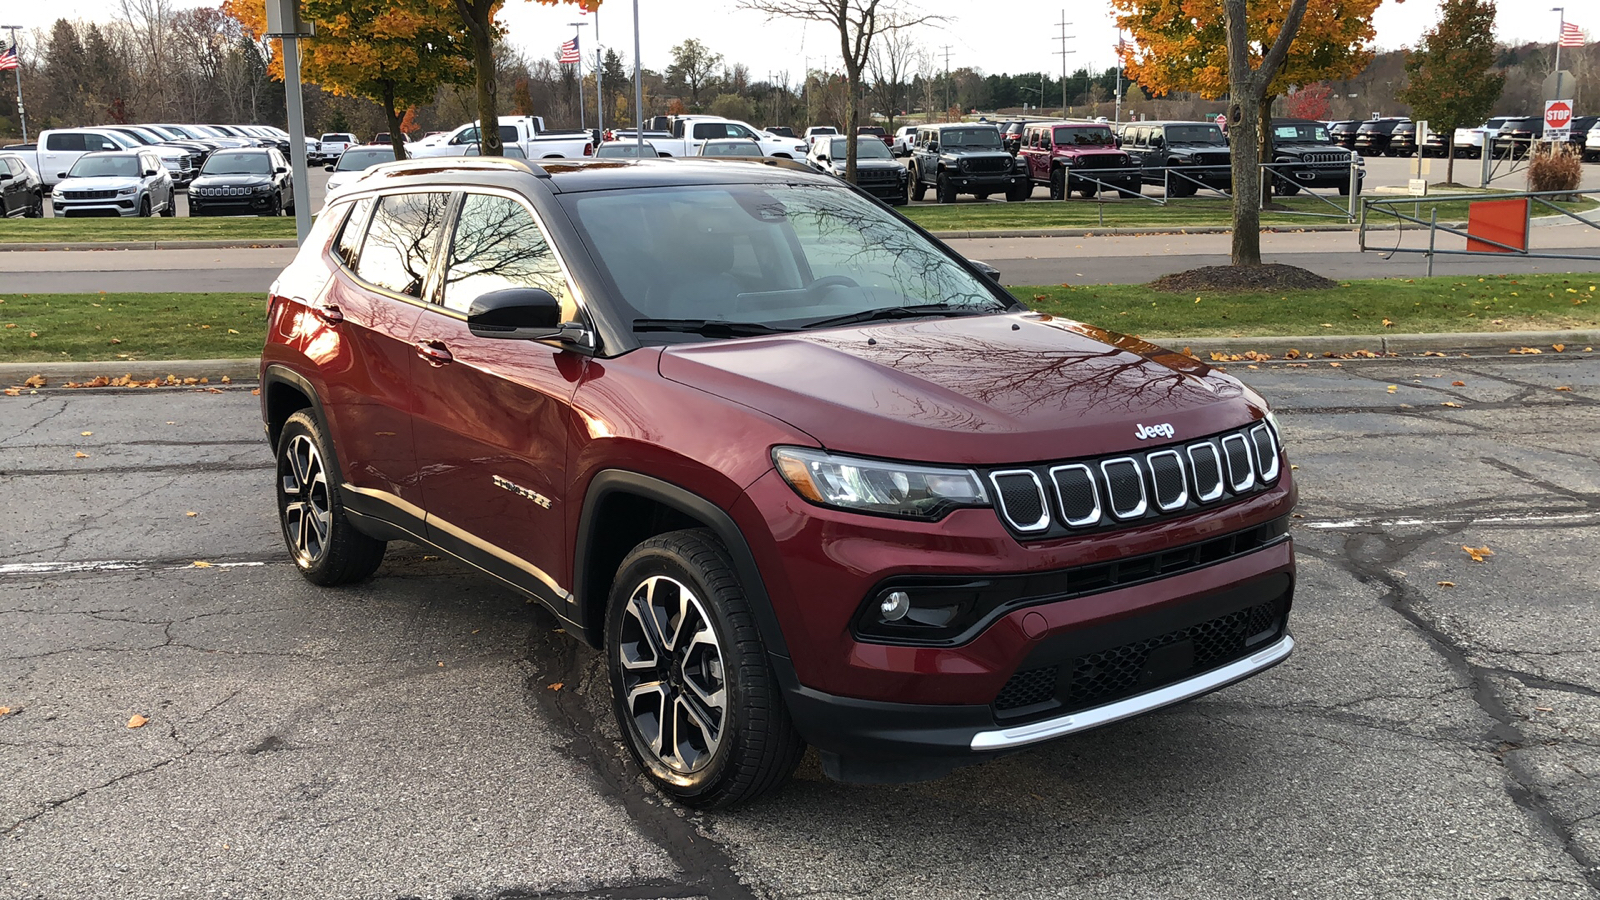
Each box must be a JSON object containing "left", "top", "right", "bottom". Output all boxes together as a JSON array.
[
  {"left": 610, "top": 116, "right": 809, "bottom": 159},
  {"left": 11, "top": 129, "right": 195, "bottom": 190},
  {"left": 410, "top": 116, "right": 593, "bottom": 159}
]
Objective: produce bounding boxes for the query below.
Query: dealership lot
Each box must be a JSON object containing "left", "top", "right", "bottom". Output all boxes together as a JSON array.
[{"left": 3, "top": 355, "right": 1598, "bottom": 899}]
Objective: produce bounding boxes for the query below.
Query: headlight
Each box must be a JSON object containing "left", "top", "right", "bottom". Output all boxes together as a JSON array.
[
  {"left": 772, "top": 447, "right": 990, "bottom": 520},
  {"left": 118, "top": 186, "right": 137, "bottom": 195},
  {"left": 253, "top": 184, "right": 274, "bottom": 194}
]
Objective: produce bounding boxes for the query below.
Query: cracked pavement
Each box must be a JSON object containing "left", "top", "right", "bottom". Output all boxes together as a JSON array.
[{"left": 2, "top": 354, "right": 1598, "bottom": 899}]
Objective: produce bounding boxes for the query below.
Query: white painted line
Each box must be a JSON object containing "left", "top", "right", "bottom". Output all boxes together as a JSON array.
[
  {"left": 1302, "top": 511, "right": 1600, "bottom": 530},
  {"left": 0, "top": 560, "right": 269, "bottom": 576}
]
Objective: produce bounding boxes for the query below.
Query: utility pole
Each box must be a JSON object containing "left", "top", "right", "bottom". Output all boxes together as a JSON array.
[
  {"left": 566, "top": 21, "right": 585, "bottom": 129},
  {"left": 941, "top": 44, "right": 953, "bottom": 116},
  {"left": 1053, "top": 13, "right": 1073, "bottom": 117},
  {"left": 632, "top": 0, "right": 643, "bottom": 155},
  {"left": 1, "top": 24, "right": 25, "bottom": 141},
  {"left": 594, "top": 8, "right": 602, "bottom": 137}
]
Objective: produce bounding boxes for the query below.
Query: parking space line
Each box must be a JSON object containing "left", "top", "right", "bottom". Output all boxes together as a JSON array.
[
  {"left": 0, "top": 559, "right": 270, "bottom": 576},
  {"left": 1302, "top": 511, "right": 1600, "bottom": 530}
]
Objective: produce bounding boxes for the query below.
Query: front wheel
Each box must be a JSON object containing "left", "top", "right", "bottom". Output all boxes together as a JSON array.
[
  {"left": 909, "top": 167, "right": 927, "bottom": 202},
  {"left": 936, "top": 172, "right": 957, "bottom": 203},
  {"left": 137, "top": 196, "right": 151, "bottom": 217},
  {"left": 26, "top": 193, "right": 43, "bottom": 218},
  {"left": 1006, "top": 181, "right": 1029, "bottom": 202},
  {"left": 261, "top": 194, "right": 282, "bottom": 217},
  {"left": 276, "top": 410, "right": 386, "bottom": 585},
  {"left": 1076, "top": 186, "right": 1097, "bottom": 199},
  {"left": 1049, "top": 167, "right": 1066, "bottom": 200},
  {"left": 606, "top": 529, "right": 805, "bottom": 808}
]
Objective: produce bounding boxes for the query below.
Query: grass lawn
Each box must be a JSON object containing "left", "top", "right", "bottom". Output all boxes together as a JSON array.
[
  {"left": 3, "top": 275, "right": 1598, "bottom": 365},
  {"left": 1014, "top": 273, "right": 1600, "bottom": 339},
  {"left": 0, "top": 218, "right": 296, "bottom": 244},
  {"left": 901, "top": 194, "right": 1598, "bottom": 232},
  {"left": 1, "top": 293, "right": 266, "bottom": 363}
]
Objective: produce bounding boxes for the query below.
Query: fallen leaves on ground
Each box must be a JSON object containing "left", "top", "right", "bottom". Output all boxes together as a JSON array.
[
  {"left": 1509, "top": 347, "right": 1543, "bottom": 355},
  {"left": 547, "top": 682, "right": 564, "bottom": 691},
  {"left": 185, "top": 511, "right": 197, "bottom": 517},
  {"left": 80, "top": 431, "right": 93, "bottom": 436},
  {"left": 190, "top": 560, "right": 213, "bottom": 568},
  {"left": 1451, "top": 381, "right": 1466, "bottom": 387},
  {"left": 1386, "top": 385, "right": 1398, "bottom": 393},
  {"left": 1557, "top": 386, "right": 1573, "bottom": 391},
  {"left": 1437, "top": 581, "right": 1455, "bottom": 587},
  {"left": 1462, "top": 545, "right": 1494, "bottom": 563},
  {"left": 127, "top": 714, "right": 148, "bottom": 729},
  {"left": 2, "top": 388, "right": 18, "bottom": 396},
  {"left": 0, "top": 706, "right": 12, "bottom": 716},
  {"left": 74, "top": 451, "right": 89, "bottom": 458},
  {"left": 23, "top": 375, "right": 46, "bottom": 388},
  {"left": 1442, "top": 401, "right": 1462, "bottom": 408}
]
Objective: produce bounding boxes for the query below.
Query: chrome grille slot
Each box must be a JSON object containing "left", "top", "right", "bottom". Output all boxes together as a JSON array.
[
  {"left": 1250, "top": 423, "right": 1279, "bottom": 482},
  {"left": 1221, "top": 434, "right": 1255, "bottom": 491},
  {"left": 1187, "top": 443, "right": 1225, "bottom": 502},
  {"left": 1147, "top": 450, "right": 1188, "bottom": 511},
  {"left": 1099, "top": 458, "right": 1147, "bottom": 519},
  {"left": 991, "top": 470, "right": 1050, "bottom": 532},
  {"left": 1049, "top": 464, "right": 1100, "bottom": 527}
]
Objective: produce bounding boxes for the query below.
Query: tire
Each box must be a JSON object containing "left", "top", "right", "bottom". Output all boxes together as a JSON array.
[
  {"left": 1168, "top": 177, "right": 1196, "bottom": 198},
  {"left": 1274, "top": 177, "right": 1300, "bottom": 197},
  {"left": 909, "top": 167, "right": 927, "bottom": 202},
  {"left": 26, "top": 193, "right": 42, "bottom": 218},
  {"left": 606, "top": 529, "right": 805, "bottom": 809},
  {"left": 159, "top": 194, "right": 176, "bottom": 217},
  {"left": 1006, "top": 181, "right": 1029, "bottom": 202},
  {"left": 974, "top": 191, "right": 990, "bottom": 201},
  {"left": 936, "top": 171, "right": 957, "bottom": 204},
  {"left": 261, "top": 193, "right": 282, "bottom": 217},
  {"left": 1076, "top": 186, "right": 1097, "bottom": 199},
  {"left": 138, "top": 196, "right": 151, "bottom": 217},
  {"left": 275, "top": 410, "right": 386, "bottom": 586},
  {"left": 1117, "top": 185, "right": 1142, "bottom": 199},
  {"left": 1049, "top": 167, "right": 1065, "bottom": 200}
]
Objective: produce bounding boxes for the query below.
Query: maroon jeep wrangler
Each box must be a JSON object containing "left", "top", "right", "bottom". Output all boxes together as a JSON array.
[{"left": 1019, "top": 122, "right": 1142, "bottom": 200}]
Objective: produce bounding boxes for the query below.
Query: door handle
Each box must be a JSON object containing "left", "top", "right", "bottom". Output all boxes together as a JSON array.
[
  {"left": 314, "top": 302, "right": 344, "bottom": 324},
  {"left": 415, "top": 340, "right": 453, "bottom": 366}
]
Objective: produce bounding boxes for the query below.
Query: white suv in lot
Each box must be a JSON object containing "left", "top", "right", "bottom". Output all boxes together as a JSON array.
[{"left": 51, "top": 150, "right": 175, "bottom": 217}]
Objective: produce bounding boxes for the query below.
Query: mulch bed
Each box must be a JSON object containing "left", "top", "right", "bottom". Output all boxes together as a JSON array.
[{"left": 1148, "top": 264, "right": 1340, "bottom": 294}]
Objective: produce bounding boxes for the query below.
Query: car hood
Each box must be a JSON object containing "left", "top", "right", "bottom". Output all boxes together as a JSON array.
[
  {"left": 57, "top": 176, "right": 140, "bottom": 191},
  {"left": 657, "top": 313, "right": 1259, "bottom": 465},
  {"left": 193, "top": 174, "right": 272, "bottom": 188}
]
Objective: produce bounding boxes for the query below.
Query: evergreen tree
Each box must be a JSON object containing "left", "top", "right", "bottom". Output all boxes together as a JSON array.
[{"left": 1396, "top": 0, "right": 1504, "bottom": 185}]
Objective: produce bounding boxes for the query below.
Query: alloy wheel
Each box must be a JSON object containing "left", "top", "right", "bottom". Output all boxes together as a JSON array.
[
  {"left": 616, "top": 575, "right": 727, "bottom": 775},
  {"left": 280, "top": 434, "right": 332, "bottom": 567}
]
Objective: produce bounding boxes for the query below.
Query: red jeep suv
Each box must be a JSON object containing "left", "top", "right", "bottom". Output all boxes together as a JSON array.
[{"left": 262, "top": 156, "right": 1296, "bottom": 807}]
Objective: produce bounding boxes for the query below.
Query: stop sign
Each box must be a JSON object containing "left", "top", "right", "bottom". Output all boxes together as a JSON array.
[
  {"left": 1216, "top": 114, "right": 1227, "bottom": 129},
  {"left": 1546, "top": 100, "right": 1573, "bottom": 130}
]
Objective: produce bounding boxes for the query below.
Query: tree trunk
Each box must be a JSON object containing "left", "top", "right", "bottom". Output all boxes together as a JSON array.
[
  {"left": 843, "top": 60, "right": 860, "bottom": 184},
  {"left": 381, "top": 81, "right": 408, "bottom": 161},
  {"left": 1229, "top": 91, "right": 1263, "bottom": 266},
  {"left": 1446, "top": 137, "right": 1455, "bottom": 186},
  {"left": 456, "top": 0, "right": 501, "bottom": 156},
  {"left": 1258, "top": 94, "right": 1274, "bottom": 205}
]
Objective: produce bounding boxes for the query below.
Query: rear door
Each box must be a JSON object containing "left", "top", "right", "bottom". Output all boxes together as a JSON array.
[
  {"left": 408, "top": 189, "right": 588, "bottom": 602},
  {"left": 40, "top": 132, "right": 85, "bottom": 183},
  {"left": 1, "top": 158, "right": 24, "bottom": 215}
]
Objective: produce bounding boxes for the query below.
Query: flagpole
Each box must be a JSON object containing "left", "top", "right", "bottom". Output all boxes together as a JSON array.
[
  {"left": 594, "top": 8, "right": 602, "bottom": 138},
  {"left": 1554, "top": 7, "right": 1564, "bottom": 72},
  {"left": 569, "top": 22, "right": 589, "bottom": 131},
  {"left": 2, "top": 26, "right": 24, "bottom": 143},
  {"left": 633, "top": 0, "right": 643, "bottom": 157}
]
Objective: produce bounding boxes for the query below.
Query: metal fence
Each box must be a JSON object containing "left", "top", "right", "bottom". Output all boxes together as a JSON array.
[
  {"left": 1057, "top": 160, "right": 1362, "bottom": 221},
  {"left": 1357, "top": 188, "right": 1600, "bottom": 276}
]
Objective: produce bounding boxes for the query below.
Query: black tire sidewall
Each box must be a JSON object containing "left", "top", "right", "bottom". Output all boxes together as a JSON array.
[{"left": 275, "top": 410, "right": 384, "bottom": 585}]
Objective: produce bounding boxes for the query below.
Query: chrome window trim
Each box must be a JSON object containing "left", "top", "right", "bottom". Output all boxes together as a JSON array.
[
  {"left": 989, "top": 469, "right": 1051, "bottom": 533},
  {"left": 1221, "top": 433, "right": 1256, "bottom": 492},
  {"left": 1047, "top": 463, "right": 1102, "bottom": 528},
  {"left": 1098, "top": 457, "right": 1148, "bottom": 520},
  {"left": 1146, "top": 449, "right": 1189, "bottom": 512},
  {"left": 1250, "top": 423, "right": 1280, "bottom": 482},
  {"left": 1186, "top": 442, "right": 1226, "bottom": 503}
]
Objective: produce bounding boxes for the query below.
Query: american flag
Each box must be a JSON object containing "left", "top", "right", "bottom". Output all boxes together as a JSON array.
[
  {"left": 1559, "top": 22, "right": 1584, "bottom": 47},
  {"left": 559, "top": 37, "right": 580, "bottom": 64},
  {"left": 0, "top": 42, "right": 18, "bottom": 73}
]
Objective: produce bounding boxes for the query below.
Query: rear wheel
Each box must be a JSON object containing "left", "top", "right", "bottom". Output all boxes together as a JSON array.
[
  {"left": 159, "top": 193, "right": 176, "bottom": 216},
  {"left": 1049, "top": 167, "right": 1065, "bottom": 200},
  {"left": 26, "top": 192, "right": 42, "bottom": 218},
  {"left": 606, "top": 529, "right": 805, "bottom": 808},
  {"left": 275, "top": 411, "right": 386, "bottom": 585}
]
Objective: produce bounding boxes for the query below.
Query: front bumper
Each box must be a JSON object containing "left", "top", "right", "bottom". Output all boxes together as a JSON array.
[
  {"left": 1281, "top": 166, "right": 1361, "bottom": 188},
  {"left": 1065, "top": 168, "right": 1141, "bottom": 190},
  {"left": 859, "top": 179, "right": 907, "bottom": 202},
  {"left": 190, "top": 193, "right": 277, "bottom": 214},
  {"left": 53, "top": 198, "right": 139, "bottom": 217},
  {"left": 949, "top": 172, "right": 1028, "bottom": 194}
]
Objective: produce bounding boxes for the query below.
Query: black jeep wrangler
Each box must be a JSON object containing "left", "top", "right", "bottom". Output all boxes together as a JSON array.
[
  {"left": 1116, "top": 121, "right": 1232, "bottom": 197},
  {"left": 909, "top": 123, "right": 1030, "bottom": 203},
  {"left": 1267, "top": 118, "right": 1364, "bottom": 196}
]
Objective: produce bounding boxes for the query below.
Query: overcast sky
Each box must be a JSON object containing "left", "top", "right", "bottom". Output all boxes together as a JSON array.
[{"left": 8, "top": 0, "right": 1586, "bottom": 84}]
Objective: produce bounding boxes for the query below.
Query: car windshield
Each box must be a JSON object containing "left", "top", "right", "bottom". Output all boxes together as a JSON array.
[
  {"left": 561, "top": 183, "right": 1009, "bottom": 342},
  {"left": 828, "top": 138, "right": 892, "bottom": 159},
  {"left": 68, "top": 155, "right": 141, "bottom": 178},
  {"left": 939, "top": 128, "right": 1002, "bottom": 149},
  {"left": 1274, "top": 123, "right": 1331, "bottom": 142},
  {"left": 596, "top": 142, "right": 655, "bottom": 157},
  {"left": 202, "top": 153, "right": 271, "bottom": 175},
  {"left": 334, "top": 147, "right": 396, "bottom": 171},
  {"left": 1166, "top": 125, "right": 1226, "bottom": 144},
  {"left": 1054, "top": 126, "right": 1114, "bottom": 146}
]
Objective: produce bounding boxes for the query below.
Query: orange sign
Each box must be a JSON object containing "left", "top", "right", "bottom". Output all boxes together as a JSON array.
[{"left": 1466, "top": 198, "right": 1530, "bottom": 253}]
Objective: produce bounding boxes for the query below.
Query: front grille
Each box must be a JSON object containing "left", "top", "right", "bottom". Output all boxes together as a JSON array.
[
  {"left": 962, "top": 156, "right": 1012, "bottom": 174},
  {"left": 985, "top": 422, "right": 1281, "bottom": 539},
  {"left": 1299, "top": 152, "right": 1346, "bottom": 164},
  {"left": 61, "top": 189, "right": 117, "bottom": 200},
  {"left": 1195, "top": 152, "right": 1230, "bottom": 166},
  {"left": 1075, "top": 154, "right": 1130, "bottom": 169},
  {"left": 993, "top": 595, "right": 1288, "bottom": 718},
  {"left": 855, "top": 167, "right": 899, "bottom": 182}
]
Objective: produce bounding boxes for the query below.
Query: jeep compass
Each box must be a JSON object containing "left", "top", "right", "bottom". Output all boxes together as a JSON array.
[{"left": 261, "top": 156, "right": 1296, "bottom": 808}]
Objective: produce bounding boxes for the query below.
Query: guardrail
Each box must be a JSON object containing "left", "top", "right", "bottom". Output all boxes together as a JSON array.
[
  {"left": 1357, "top": 188, "right": 1600, "bottom": 276},
  {"left": 1047, "top": 160, "right": 1363, "bottom": 223}
]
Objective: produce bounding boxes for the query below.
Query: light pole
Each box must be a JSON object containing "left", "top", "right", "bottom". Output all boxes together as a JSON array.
[
  {"left": 569, "top": 21, "right": 589, "bottom": 130},
  {"left": 1553, "top": 7, "right": 1565, "bottom": 72},
  {"left": 632, "top": 0, "right": 643, "bottom": 155},
  {"left": 592, "top": 8, "right": 602, "bottom": 138},
  {"left": 2, "top": 25, "right": 25, "bottom": 143}
]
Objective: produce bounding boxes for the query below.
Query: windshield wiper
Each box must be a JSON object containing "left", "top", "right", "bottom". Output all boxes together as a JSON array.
[
  {"left": 633, "top": 318, "right": 797, "bottom": 338},
  {"left": 802, "top": 303, "right": 993, "bottom": 330}
]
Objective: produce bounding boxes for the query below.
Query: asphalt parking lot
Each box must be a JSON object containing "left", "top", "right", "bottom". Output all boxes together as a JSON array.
[{"left": 4, "top": 353, "right": 1599, "bottom": 899}]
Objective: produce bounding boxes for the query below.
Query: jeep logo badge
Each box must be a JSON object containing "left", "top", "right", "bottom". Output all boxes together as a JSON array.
[{"left": 1135, "top": 423, "right": 1175, "bottom": 440}]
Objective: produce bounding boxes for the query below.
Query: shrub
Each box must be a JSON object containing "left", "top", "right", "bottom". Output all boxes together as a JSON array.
[{"left": 1528, "top": 141, "right": 1583, "bottom": 194}]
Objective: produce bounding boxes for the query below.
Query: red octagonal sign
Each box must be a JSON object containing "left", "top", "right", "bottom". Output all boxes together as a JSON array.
[{"left": 1546, "top": 100, "right": 1573, "bottom": 130}]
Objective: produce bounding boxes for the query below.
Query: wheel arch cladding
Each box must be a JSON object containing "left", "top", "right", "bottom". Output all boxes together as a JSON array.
[{"left": 573, "top": 470, "right": 790, "bottom": 660}]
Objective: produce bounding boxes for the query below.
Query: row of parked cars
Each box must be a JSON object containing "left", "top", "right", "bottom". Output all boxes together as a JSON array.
[{"left": 1325, "top": 115, "right": 1600, "bottom": 160}]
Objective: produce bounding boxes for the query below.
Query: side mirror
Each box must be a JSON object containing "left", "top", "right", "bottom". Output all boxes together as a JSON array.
[
  {"left": 926, "top": 142, "right": 938, "bottom": 152},
  {"left": 324, "top": 164, "right": 335, "bottom": 172},
  {"left": 0, "top": 173, "right": 10, "bottom": 181},
  {"left": 968, "top": 259, "right": 1002, "bottom": 282},
  {"left": 143, "top": 169, "right": 158, "bottom": 178},
  {"left": 275, "top": 166, "right": 288, "bottom": 174},
  {"left": 57, "top": 172, "right": 68, "bottom": 180},
  {"left": 816, "top": 153, "right": 829, "bottom": 162},
  {"left": 467, "top": 288, "right": 566, "bottom": 341}
]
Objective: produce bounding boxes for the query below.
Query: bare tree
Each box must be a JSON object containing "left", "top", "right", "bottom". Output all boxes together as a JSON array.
[
  {"left": 868, "top": 15, "right": 919, "bottom": 131},
  {"left": 739, "top": 0, "right": 941, "bottom": 183}
]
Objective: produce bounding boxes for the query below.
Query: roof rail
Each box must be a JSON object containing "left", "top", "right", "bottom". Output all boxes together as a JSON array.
[{"left": 365, "top": 155, "right": 551, "bottom": 180}]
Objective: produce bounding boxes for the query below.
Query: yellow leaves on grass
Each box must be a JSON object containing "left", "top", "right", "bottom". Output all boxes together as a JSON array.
[{"left": 1462, "top": 545, "right": 1494, "bottom": 563}]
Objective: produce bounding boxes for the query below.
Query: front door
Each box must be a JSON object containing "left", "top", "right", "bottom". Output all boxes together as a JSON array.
[{"left": 408, "top": 190, "right": 588, "bottom": 603}]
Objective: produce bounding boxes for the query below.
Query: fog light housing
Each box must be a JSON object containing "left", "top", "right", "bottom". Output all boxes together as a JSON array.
[{"left": 879, "top": 590, "right": 911, "bottom": 621}]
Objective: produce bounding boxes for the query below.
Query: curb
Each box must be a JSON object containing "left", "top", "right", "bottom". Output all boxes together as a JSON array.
[
  {"left": 6, "top": 329, "right": 1597, "bottom": 386},
  {"left": 0, "top": 239, "right": 299, "bottom": 252}
]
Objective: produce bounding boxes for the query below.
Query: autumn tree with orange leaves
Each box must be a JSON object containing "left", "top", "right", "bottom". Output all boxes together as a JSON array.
[{"left": 1111, "top": 0, "right": 1387, "bottom": 265}]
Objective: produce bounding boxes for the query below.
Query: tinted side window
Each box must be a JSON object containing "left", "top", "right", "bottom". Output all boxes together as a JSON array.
[
  {"left": 354, "top": 192, "right": 452, "bottom": 297},
  {"left": 334, "top": 197, "right": 375, "bottom": 268},
  {"left": 498, "top": 125, "right": 518, "bottom": 144},
  {"left": 45, "top": 133, "right": 85, "bottom": 152},
  {"left": 441, "top": 193, "right": 576, "bottom": 320}
]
